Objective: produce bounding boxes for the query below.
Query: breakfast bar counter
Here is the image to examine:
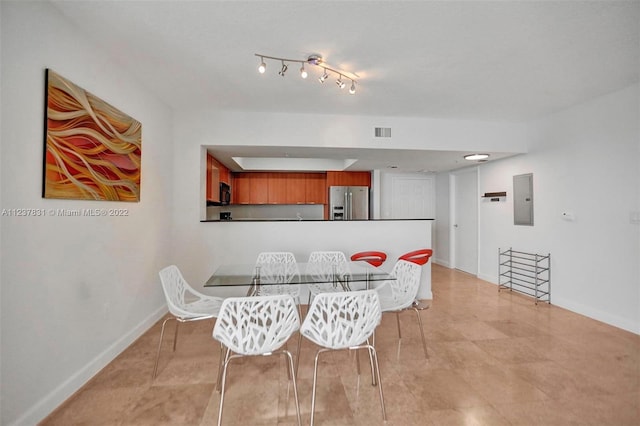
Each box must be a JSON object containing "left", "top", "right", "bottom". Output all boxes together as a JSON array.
[{"left": 198, "top": 219, "right": 433, "bottom": 300}]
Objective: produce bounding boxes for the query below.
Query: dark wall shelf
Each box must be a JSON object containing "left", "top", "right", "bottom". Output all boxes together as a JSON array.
[{"left": 482, "top": 191, "right": 507, "bottom": 201}]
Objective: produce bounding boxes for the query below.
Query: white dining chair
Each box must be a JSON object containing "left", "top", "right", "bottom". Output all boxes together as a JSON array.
[
  {"left": 374, "top": 259, "right": 428, "bottom": 358},
  {"left": 300, "top": 290, "right": 386, "bottom": 425},
  {"left": 154, "top": 265, "right": 224, "bottom": 378},
  {"left": 306, "top": 250, "right": 352, "bottom": 305},
  {"left": 212, "top": 294, "right": 302, "bottom": 426},
  {"left": 254, "top": 251, "right": 301, "bottom": 300},
  {"left": 254, "top": 251, "right": 304, "bottom": 372}
]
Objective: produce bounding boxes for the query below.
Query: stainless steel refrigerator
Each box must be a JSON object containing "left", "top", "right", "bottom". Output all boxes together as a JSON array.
[{"left": 329, "top": 186, "right": 370, "bottom": 220}]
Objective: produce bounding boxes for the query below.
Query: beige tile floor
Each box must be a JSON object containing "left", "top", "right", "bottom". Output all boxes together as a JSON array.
[{"left": 41, "top": 264, "right": 640, "bottom": 425}]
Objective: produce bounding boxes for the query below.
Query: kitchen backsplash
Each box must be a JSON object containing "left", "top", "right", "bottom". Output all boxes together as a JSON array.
[{"left": 207, "top": 204, "right": 324, "bottom": 221}]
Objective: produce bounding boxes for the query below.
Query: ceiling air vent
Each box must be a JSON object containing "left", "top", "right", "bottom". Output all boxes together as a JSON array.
[{"left": 374, "top": 127, "right": 391, "bottom": 138}]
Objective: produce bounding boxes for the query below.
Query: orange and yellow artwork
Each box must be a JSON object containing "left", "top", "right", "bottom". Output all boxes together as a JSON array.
[{"left": 43, "top": 69, "right": 142, "bottom": 201}]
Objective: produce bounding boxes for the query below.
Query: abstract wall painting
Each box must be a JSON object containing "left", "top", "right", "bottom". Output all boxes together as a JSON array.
[{"left": 43, "top": 69, "right": 142, "bottom": 202}]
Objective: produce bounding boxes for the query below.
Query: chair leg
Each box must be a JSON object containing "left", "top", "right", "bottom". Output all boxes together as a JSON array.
[
  {"left": 215, "top": 343, "right": 226, "bottom": 392},
  {"left": 310, "top": 348, "right": 329, "bottom": 426},
  {"left": 368, "top": 345, "right": 387, "bottom": 421},
  {"left": 354, "top": 347, "right": 376, "bottom": 386},
  {"left": 283, "top": 350, "right": 302, "bottom": 426},
  {"left": 365, "top": 338, "right": 377, "bottom": 386},
  {"left": 217, "top": 348, "right": 233, "bottom": 426},
  {"left": 311, "top": 346, "right": 381, "bottom": 425},
  {"left": 395, "top": 311, "right": 404, "bottom": 359},
  {"left": 172, "top": 320, "right": 180, "bottom": 351},
  {"left": 152, "top": 316, "right": 175, "bottom": 378},
  {"left": 295, "top": 303, "right": 304, "bottom": 376},
  {"left": 217, "top": 350, "right": 300, "bottom": 426},
  {"left": 412, "top": 307, "right": 428, "bottom": 358}
]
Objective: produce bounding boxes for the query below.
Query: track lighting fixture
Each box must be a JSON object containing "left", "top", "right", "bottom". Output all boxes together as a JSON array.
[{"left": 255, "top": 53, "right": 359, "bottom": 94}]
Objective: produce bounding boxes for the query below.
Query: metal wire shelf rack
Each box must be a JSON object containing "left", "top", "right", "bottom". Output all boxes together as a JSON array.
[{"left": 498, "top": 248, "right": 551, "bottom": 304}]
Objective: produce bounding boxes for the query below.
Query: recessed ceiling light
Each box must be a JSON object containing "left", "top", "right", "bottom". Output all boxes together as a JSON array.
[{"left": 464, "top": 154, "right": 489, "bottom": 161}]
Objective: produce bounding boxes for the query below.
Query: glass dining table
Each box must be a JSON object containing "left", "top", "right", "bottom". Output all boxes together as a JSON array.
[{"left": 205, "top": 261, "right": 394, "bottom": 295}]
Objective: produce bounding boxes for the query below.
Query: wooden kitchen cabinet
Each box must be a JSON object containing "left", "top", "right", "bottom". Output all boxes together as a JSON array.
[
  {"left": 250, "top": 172, "right": 269, "bottom": 204},
  {"left": 206, "top": 153, "right": 232, "bottom": 202},
  {"left": 268, "top": 172, "right": 319, "bottom": 204},
  {"left": 326, "top": 171, "right": 371, "bottom": 187},
  {"left": 305, "top": 173, "right": 326, "bottom": 204},
  {"left": 232, "top": 173, "right": 251, "bottom": 204},
  {"left": 233, "top": 172, "right": 269, "bottom": 204},
  {"left": 267, "top": 172, "right": 287, "bottom": 204},
  {"left": 233, "top": 172, "right": 264, "bottom": 204},
  {"left": 285, "top": 173, "right": 307, "bottom": 204},
  {"left": 219, "top": 167, "right": 231, "bottom": 185},
  {"left": 232, "top": 171, "right": 328, "bottom": 205},
  {"left": 206, "top": 154, "right": 216, "bottom": 201}
]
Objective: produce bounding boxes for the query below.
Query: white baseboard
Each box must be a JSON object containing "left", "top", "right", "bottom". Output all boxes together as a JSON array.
[
  {"left": 12, "top": 305, "right": 167, "bottom": 426},
  {"left": 550, "top": 296, "right": 640, "bottom": 335},
  {"left": 477, "top": 272, "right": 498, "bottom": 284},
  {"left": 433, "top": 258, "right": 450, "bottom": 268},
  {"left": 485, "top": 281, "right": 638, "bottom": 335}
]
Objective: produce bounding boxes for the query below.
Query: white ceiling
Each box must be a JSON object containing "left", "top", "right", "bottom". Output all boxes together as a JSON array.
[{"left": 50, "top": 0, "right": 640, "bottom": 172}]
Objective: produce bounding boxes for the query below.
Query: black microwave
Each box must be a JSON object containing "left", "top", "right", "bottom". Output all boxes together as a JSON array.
[{"left": 219, "top": 182, "right": 231, "bottom": 205}]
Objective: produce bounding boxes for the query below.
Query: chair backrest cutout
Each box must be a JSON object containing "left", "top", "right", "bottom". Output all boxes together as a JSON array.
[
  {"left": 213, "top": 294, "right": 300, "bottom": 356},
  {"left": 307, "top": 251, "right": 351, "bottom": 282},
  {"left": 301, "top": 290, "right": 381, "bottom": 350},
  {"left": 255, "top": 252, "right": 300, "bottom": 283}
]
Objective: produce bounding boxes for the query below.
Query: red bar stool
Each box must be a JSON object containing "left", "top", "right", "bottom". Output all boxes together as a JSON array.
[
  {"left": 398, "top": 249, "right": 433, "bottom": 266},
  {"left": 350, "top": 251, "right": 387, "bottom": 267}
]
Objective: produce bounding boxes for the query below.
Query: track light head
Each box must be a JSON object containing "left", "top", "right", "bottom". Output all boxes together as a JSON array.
[
  {"left": 349, "top": 81, "right": 356, "bottom": 94},
  {"left": 278, "top": 61, "right": 288, "bottom": 76},
  {"left": 258, "top": 57, "right": 266, "bottom": 74},
  {"left": 300, "top": 64, "right": 308, "bottom": 79},
  {"left": 336, "top": 75, "right": 346, "bottom": 89},
  {"left": 319, "top": 70, "right": 329, "bottom": 83}
]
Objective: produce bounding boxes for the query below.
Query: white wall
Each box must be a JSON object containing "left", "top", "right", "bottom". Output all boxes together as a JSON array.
[
  {"left": 173, "top": 109, "right": 529, "bottom": 279},
  {"left": 479, "top": 84, "right": 639, "bottom": 333},
  {"left": 182, "top": 109, "right": 529, "bottom": 153},
  {"left": 0, "top": 2, "right": 174, "bottom": 425},
  {"left": 436, "top": 84, "right": 639, "bottom": 333}
]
